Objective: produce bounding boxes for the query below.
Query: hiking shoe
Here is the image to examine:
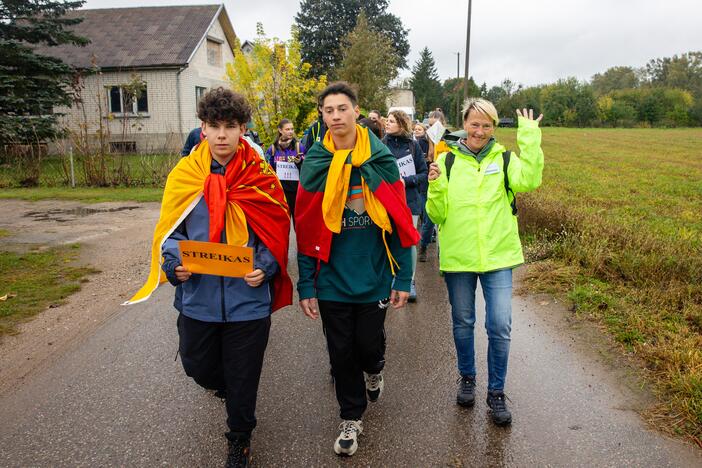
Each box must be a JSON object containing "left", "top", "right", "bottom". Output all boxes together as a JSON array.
[
  {"left": 486, "top": 390, "right": 512, "bottom": 426},
  {"left": 364, "top": 371, "right": 384, "bottom": 402},
  {"left": 418, "top": 246, "right": 427, "bottom": 262},
  {"left": 226, "top": 437, "right": 251, "bottom": 468},
  {"left": 333, "top": 420, "right": 363, "bottom": 456},
  {"left": 456, "top": 375, "right": 476, "bottom": 407},
  {"left": 409, "top": 280, "right": 417, "bottom": 302}
]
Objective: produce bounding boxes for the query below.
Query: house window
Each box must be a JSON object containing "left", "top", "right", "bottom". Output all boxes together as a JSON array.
[
  {"left": 107, "top": 85, "right": 149, "bottom": 114},
  {"left": 195, "top": 86, "right": 207, "bottom": 107},
  {"left": 207, "top": 39, "right": 222, "bottom": 66}
]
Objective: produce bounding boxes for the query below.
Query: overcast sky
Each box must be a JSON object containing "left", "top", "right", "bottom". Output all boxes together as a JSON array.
[{"left": 82, "top": 0, "right": 701, "bottom": 88}]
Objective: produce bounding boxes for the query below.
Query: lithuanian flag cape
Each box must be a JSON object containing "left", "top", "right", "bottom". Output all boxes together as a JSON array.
[
  {"left": 295, "top": 125, "right": 419, "bottom": 263},
  {"left": 124, "top": 138, "right": 293, "bottom": 312}
]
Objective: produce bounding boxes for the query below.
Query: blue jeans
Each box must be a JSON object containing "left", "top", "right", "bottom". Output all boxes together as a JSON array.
[
  {"left": 444, "top": 269, "right": 513, "bottom": 390},
  {"left": 419, "top": 194, "right": 434, "bottom": 248}
]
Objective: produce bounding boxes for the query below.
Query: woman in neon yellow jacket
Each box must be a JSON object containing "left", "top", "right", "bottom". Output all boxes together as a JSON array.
[{"left": 426, "top": 98, "right": 543, "bottom": 427}]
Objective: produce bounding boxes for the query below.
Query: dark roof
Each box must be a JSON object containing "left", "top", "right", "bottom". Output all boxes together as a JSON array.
[{"left": 33, "top": 5, "right": 232, "bottom": 69}]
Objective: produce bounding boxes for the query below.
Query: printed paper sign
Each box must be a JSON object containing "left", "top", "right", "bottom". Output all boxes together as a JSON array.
[
  {"left": 396, "top": 155, "right": 416, "bottom": 178},
  {"left": 426, "top": 121, "right": 446, "bottom": 144},
  {"left": 178, "top": 240, "right": 254, "bottom": 278},
  {"left": 276, "top": 161, "right": 300, "bottom": 181}
]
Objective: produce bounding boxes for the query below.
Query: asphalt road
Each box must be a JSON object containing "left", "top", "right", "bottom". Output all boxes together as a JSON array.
[{"left": 1, "top": 239, "right": 700, "bottom": 467}]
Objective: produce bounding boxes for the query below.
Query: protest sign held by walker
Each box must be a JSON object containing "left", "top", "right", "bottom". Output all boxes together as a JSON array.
[
  {"left": 178, "top": 240, "right": 254, "bottom": 278},
  {"left": 276, "top": 161, "right": 300, "bottom": 181},
  {"left": 426, "top": 121, "right": 446, "bottom": 144},
  {"left": 396, "top": 155, "right": 416, "bottom": 178}
]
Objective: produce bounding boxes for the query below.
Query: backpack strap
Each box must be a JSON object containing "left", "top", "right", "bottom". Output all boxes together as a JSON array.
[
  {"left": 445, "top": 151, "right": 456, "bottom": 180},
  {"left": 502, "top": 150, "right": 517, "bottom": 216}
]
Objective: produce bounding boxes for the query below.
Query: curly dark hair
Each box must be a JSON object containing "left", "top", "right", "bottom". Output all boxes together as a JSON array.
[
  {"left": 197, "top": 87, "right": 252, "bottom": 125},
  {"left": 318, "top": 81, "right": 358, "bottom": 108}
]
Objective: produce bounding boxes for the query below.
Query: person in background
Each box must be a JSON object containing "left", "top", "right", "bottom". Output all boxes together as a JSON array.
[
  {"left": 358, "top": 117, "right": 382, "bottom": 139},
  {"left": 244, "top": 121, "right": 263, "bottom": 148},
  {"left": 301, "top": 108, "right": 327, "bottom": 151},
  {"left": 414, "top": 122, "right": 429, "bottom": 155},
  {"left": 426, "top": 98, "right": 544, "bottom": 427},
  {"left": 181, "top": 127, "right": 202, "bottom": 156},
  {"left": 265, "top": 119, "right": 305, "bottom": 222},
  {"left": 383, "top": 110, "right": 427, "bottom": 302}
]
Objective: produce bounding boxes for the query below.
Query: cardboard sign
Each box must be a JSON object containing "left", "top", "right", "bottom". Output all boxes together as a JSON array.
[
  {"left": 276, "top": 161, "right": 300, "bottom": 181},
  {"left": 426, "top": 121, "right": 446, "bottom": 144},
  {"left": 178, "top": 240, "right": 254, "bottom": 278},
  {"left": 396, "top": 155, "right": 416, "bottom": 178}
]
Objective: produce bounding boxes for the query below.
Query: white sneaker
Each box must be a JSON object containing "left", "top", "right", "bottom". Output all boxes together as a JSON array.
[
  {"left": 364, "top": 371, "right": 384, "bottom": 402},
  {"left": 333, "top": 419, "right": 363, "bottom": 456}
]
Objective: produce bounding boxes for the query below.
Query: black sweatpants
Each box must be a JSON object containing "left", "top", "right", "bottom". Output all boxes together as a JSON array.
[
  {"left": 284, "top": 189, "right": 297, "bottom": 225},
  {"left": 177, "top": 313, "right": 271, "bottom": 439},
  {"left": 318, "top": 300, "right": 387, "bottom": 420}
]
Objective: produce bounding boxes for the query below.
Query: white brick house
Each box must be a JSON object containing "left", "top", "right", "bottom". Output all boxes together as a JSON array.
[{"left": 39, "top": 4, "right": 238, "bottom": 153}]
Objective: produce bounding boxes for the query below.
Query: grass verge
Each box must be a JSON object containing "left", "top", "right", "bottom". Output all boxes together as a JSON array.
[
  {"left": 497, "top": 127, "right": 702, "bottom": 444},
  {"left": 0, "top": 244, "right": 99, "bottom": 336},
  {"left": 0, "top": 187, "right": 163, "bottom": 203}
]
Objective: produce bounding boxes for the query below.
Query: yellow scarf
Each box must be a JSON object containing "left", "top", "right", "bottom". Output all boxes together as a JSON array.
[
  {"left": 124, "top": 140, "right": 248, "bottom": 305},
  {"left": 321, "top": 125, "right": 398, "bottom": 273}
]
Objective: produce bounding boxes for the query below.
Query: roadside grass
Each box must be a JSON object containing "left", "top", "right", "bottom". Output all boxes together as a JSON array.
[
  {"left": 0, "top": 187, "right": 163, "bottom": 203},
  {"left": 0, "top": 244, "right": 98, "bottom": 336},
  {"left": 498, "top": 127, "right": 702, "bottom": 443}
]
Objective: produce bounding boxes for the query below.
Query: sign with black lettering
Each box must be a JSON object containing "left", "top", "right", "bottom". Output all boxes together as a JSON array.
[{"left": 178, "top": 240, "right": 254, "bottom": 278}]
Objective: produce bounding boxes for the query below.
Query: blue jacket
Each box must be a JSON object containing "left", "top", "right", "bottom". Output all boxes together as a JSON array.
[
  {"left": 161, "top": 160, "right": 279, "bottom": 322},
  {"left": 382, "top": 134, "right": 428, "bottom": 215},
  {"left": 181, "top": 128, "right": 202, "bottom": 156}
]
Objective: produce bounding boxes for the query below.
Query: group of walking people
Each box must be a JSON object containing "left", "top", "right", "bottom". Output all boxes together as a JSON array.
[{"left": 127, "top": 81, "right": 544, "bottom": 467}]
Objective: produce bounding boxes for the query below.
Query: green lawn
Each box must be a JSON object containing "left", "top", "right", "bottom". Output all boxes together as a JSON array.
[
  {"left": 495, "top": 127, "right": 702, "bottom": 441},
  {"left": 0, "top": 244, "right": 98, "bottom": 335}
]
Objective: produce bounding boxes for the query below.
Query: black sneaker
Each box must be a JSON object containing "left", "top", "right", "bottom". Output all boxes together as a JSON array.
[
  {"left": 418, "top": 246, "right": 427, "bottom": 262},
  {"left": 364, "top": 371, "right": 384, "bottom": 402},
  {"left": 486, "top": 390, "right": 512, "bottom": 426},
  {"left": 226, "top": 437, "right": 251, "bottom": 468},
  {"left": 456, "top": 375, "right": 476, "bottom": 407}
]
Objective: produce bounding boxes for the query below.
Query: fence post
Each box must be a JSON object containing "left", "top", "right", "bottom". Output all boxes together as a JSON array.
[{"left": 69, "top": 144, "right": 75, "bottom": 188}]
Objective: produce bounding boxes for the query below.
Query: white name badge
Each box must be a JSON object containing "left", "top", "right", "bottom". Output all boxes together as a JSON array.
[
  {"left": 484, "top": 162, "right": 500, "bottom": 175},
  {"left": 396, "top": 155, "right": 416, "bottom": 178},
  {"left": 276, "top": 161, "right": 300, "bottom": 181}
]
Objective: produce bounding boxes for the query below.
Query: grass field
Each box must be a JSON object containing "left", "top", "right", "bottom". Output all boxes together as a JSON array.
[
  {"left": 0, "top": 244, "right": 98, "bottom": 336},
  {"left": 495, "top": 127, "right": 702, "bottom": 443}
]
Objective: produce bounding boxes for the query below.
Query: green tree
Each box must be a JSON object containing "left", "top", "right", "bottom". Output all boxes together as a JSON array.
[
  {"left": 336, "top": 13, "right": 398, "bottom": 112},
  {"left": 540, "top": 78, "right": 596, "bottom": 126},
  {"left": 295, "top": 0, "right": 409, "bottom": 77},
  {"left": 227, "top": 24, "right": 327, "bottom": 147},
  {"left": 0, "top": 0, "right": 88, "bottom": 147},
  {"left": 410, "top": 47, "right": 442, "bottom": 118},
  {"left": 440, "top": 77, "right": 480, "bottom": 127},
  {"left": 591, "top": 66, "right": 640, "bottom": 96}
]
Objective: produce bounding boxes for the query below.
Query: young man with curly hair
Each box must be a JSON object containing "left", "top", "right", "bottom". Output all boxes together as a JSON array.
[{"left": 126, "top": 87, "right": 292, "bottom": 467}]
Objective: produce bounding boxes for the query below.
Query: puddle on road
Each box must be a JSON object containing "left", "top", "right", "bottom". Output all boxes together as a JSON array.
[{"left": 25, "top": 206, "right": 141, "bottom": 223}]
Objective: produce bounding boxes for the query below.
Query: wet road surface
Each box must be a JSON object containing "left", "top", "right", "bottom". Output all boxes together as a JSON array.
[{"left": 1, "top": 241, "right": 701, "bottom": 467}]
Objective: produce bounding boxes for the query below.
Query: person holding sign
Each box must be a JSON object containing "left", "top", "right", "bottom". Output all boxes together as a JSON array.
[
  {"left": 382, "top": 110, "right": 427, "bottom": 302},
  {"left": 124, "top": 87, "right": 292, "bottom": 468},
  {"left": 295, "top": 82, "right": 418, "bottom": 457},
  {"left": 426, "top": 98, "right": 544, "bottom": 427},
  {"left": 265, "top": 119, "right": 305, "bottom": 222}
]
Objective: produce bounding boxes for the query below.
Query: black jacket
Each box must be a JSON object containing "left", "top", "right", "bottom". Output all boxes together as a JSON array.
[{"left": 382, "top": 134, "right": 428, "bottom": 215}]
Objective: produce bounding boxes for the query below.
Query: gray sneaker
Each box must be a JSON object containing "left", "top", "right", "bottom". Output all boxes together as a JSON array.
[
  {"left": 364, "top": 371, "right": 384, "bottom": 402},
  {"left": 333, "top": 419, "right": 363, "bottom": 456}
]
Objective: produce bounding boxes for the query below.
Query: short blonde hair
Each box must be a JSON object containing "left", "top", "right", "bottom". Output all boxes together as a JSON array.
[{"left": 462, "top": 98, "right": 499, "bottom": 126}]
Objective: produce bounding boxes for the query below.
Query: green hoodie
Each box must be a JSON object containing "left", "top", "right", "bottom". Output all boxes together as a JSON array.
[{"left": 426, "top": 116, "right": 544, "bottom": 272}]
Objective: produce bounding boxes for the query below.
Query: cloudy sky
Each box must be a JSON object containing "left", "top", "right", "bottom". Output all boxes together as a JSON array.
[{"left": 82, "top": 0, "right": 701, "bottom": 87}]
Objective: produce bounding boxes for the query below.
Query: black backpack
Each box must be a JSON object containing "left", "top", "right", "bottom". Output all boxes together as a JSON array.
[{"left": 444, "top": 150, "right": 518, "bottom": 216}]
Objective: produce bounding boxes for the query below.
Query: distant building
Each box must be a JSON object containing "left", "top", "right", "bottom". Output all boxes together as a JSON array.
[
  {"left": 386, "top": 88, "right": 416, "bottom": 122},
  {"left": 36, "top": 4, "right": 238, "bottom": 153}
]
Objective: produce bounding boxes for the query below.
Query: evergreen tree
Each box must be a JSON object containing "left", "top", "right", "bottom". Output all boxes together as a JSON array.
[
  {"left": 410, "top": 47, "right": 442, "bottom": 118},
  {"left": 295, "top": 0, "right": 409, "bottom": 77},
  {"left": 336, "top": 13, "right": 398, "bottom": 112},
  {"left": 0, "top": 0, "right": 89, "bottom": 146}
]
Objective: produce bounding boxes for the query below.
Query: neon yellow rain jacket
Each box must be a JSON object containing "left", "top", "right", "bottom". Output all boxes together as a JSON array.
[{"left": 426, "top": 116, "right": 544, "bottom": 272}]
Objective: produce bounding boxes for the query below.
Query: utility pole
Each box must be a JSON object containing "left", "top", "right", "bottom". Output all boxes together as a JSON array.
[
  {"left": 454, "top": 52, "right": 461, "bottom": 126},
  {"left": 463, "top": 0, "right": 472, "bottom": 99}
]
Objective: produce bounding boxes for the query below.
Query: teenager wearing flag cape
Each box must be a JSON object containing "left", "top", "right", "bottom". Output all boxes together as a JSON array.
[
  {"left": 125, "top": 87, "right": 292, "bottom": 467},
  {"left": 295, "top": 82, "right": 419, "bottom": 457}
]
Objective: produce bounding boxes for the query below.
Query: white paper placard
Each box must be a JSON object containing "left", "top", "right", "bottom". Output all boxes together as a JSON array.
[
  {"left": 396, "top": 155, "right": 416, "bottom": 178},
  {"left": 426, "top": 121, "right": 446, "bottom": 144},
  {"left": 276, "top": 161, "right": 300, "bottom": 181}
]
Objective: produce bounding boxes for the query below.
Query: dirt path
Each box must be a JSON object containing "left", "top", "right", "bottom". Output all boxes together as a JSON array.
[{"left": 0, "top": 199, "right": 160, "bottom": 397}]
